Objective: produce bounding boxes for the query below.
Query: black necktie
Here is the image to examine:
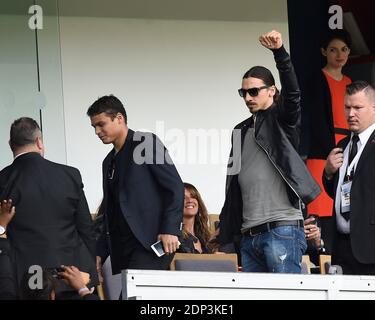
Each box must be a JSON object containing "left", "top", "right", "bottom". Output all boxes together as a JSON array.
[
  {"left": 341, "top": 134, "right": 359, "bottom": 221},
  {"left": 348, "top": 134, "right": 359, "bottom": 167}
]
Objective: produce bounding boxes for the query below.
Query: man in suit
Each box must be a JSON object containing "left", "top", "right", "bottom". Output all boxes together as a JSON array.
[
  {"left": 1, "top": 199, "right": 98, "bottom": 300},
  {"left": 87, "top": 95, "right": 183, "bottom": 279},
  {"left": 0, "top": 117, "right": 97, "bottom": 296},
  {"left": 323, "top": 81, "right": 375, "bottom": 275}
]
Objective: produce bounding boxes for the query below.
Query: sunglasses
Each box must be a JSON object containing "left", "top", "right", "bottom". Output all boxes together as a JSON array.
[{"left": 238, "top": 86, "right": 269, "bottom": 98}]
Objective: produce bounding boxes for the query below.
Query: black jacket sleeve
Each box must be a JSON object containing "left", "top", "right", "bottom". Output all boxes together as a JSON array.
[
  {"left": 148, "top": 134, "right": 184, "bottom": 236},
  {"left": 273, "top": 45, "right": 301, "bottom": 149},
  {"left": 322, "top": 172, "right": 335, "bottom": 200},
  {"left": 73, "top": 170, "right": 97, "bottom": 259}
]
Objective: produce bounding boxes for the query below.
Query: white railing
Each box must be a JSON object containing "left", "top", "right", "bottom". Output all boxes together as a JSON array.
[{"left": 121, "top": 269, "right": 375, "bottom": 300}]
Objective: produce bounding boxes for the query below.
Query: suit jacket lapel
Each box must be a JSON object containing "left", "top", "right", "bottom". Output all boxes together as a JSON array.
[{"left": 354, "top": 129, "right": 375, "bottom": 179}]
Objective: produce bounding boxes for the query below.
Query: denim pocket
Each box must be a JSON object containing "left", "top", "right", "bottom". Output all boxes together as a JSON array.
[
  {"left": 271, "top": 226, "right": 295, "bottom": 240},
  {"left": 296, "top": 228, "right": 307, "bottom": 253}
]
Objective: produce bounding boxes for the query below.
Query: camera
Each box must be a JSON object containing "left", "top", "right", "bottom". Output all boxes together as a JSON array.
[{"left": 46, "top": 267, "right": 65, "bottom": 279}]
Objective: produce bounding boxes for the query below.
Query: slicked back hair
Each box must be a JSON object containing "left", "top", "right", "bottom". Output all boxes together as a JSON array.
[
  {"left": 242, "top": 66, "right": 280, "bottom": 102},
  {"left": 346, "top": 81, "right": 375, "bottom": 102}
]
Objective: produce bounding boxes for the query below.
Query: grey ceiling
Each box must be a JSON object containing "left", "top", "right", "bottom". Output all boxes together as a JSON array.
[
  {"left": 0, "top": 0, "right": 287, "bottom": 22},
  {"left": 57, "top": 0, "right": 287, "bottom": 22}
]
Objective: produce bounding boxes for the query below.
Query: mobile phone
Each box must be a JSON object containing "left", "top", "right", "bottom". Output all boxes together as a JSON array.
[
  {"left": 151, "top": 240, "right": 165, "bottom": 257},
  {"left": 46, "top": 267, "right": 65, "bottom": 279},
  {"left": 306, "top": 214, "right": 319, "bottom": 226}
]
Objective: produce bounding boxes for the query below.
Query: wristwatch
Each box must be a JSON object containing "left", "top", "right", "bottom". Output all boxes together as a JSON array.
[
  {"left": 318, "top": 239, "right": 326, "bottom": 254},
  {"left": 0, "top": 225, "right": 6, "bottom": 235}
]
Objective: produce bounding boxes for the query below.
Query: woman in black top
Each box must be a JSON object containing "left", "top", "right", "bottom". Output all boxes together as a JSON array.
[{"left": 178, "top": 183, "right": 212, "bottom": 254}]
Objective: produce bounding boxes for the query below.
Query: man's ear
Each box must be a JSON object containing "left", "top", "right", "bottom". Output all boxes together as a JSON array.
[
  {"left": 116, "top": 113, "right": 123, "bottom": 121},
  {"left": 36, "top": 136, "right": 44, "bottom": 150},
  {"left": 321, "top": 48, "right": 327, "bottom": 57},
  {"left": 269, "top": 86, "right": 276, "bottom": 97},
  {"left": 116, "top": 113, "right": 127, "bottom": 125}
]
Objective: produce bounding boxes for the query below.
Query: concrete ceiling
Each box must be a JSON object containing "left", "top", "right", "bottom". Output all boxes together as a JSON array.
[{"left": 57, "top": 0, "right": 288, "bottom": 22}]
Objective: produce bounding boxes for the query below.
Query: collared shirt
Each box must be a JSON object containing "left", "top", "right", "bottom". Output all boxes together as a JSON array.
[
  {"left": 13, "top": 151, "right": 31, "bottom": 160},
  {"left": 335, "top": 122, "right": 375, "bottom": 233}
]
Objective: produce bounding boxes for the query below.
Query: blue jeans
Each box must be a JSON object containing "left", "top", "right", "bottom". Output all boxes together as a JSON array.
[{"left": 241, "top": 225, "right": 307, "bottom": 273}]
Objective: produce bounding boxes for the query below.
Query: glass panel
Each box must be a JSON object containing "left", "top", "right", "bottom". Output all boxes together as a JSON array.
[
  {"left": 0, "top": 0, "right": 39, "bottom": 166},
  {"left": 0, "top": 0, "right": 66, "bottom": 167},
  {"left": 35, "top": 0, "right": 66, "bottom": 163}
]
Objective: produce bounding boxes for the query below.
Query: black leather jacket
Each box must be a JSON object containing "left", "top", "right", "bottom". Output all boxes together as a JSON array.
[{"left": 217, "top": 46, "right": 321, "bottom": 245}]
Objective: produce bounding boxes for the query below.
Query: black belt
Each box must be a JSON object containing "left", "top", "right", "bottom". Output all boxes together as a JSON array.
[
  {"left": 243, "top": 220, "right": 304, "bottom": 237},
  {"left": 337, "top": 232, "right": 350, "bottom": 239}
]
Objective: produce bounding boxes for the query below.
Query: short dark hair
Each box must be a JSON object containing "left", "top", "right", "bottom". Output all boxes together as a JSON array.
[
  {"left": 346, "top": 80, "right": 375, "bottom": 101},
  {"left": 9, "top": 117, "right": 42, "bottom": 152},
  {"left": 87, "top": 95, "right": 127, "bottom": 123},
  {"left": 321, "top": 29, "right": 352, "bottom": 49},
  {"left": 242, "top": 66, "right": 280, "bottom": 102}
]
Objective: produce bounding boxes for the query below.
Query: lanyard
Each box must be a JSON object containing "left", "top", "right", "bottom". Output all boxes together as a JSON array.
[{"left": 345, "top": 141, "right": 364, "bottom": 178}]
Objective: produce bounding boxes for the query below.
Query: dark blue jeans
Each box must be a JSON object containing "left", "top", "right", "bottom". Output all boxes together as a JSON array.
[{"left": 241, "top": 225, "right": 307, "bottom": 273}]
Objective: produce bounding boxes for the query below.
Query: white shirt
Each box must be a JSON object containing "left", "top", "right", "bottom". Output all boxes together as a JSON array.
[{"left": 335, "top": 122, "right": 375, "bottom": 234}]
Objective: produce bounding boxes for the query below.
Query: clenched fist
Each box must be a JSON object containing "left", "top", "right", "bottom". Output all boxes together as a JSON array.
[{"left": 259, "top": 30, "right": 283, "bottom": 50}]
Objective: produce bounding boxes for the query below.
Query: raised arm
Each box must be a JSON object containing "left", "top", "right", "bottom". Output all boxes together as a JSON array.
[{"left": 260, "top": 30, "right": 301, "bottom": 146}]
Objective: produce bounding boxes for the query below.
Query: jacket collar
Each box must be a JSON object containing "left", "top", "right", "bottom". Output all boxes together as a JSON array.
[
  {"left": 110, "top": 129, "right": 135, "bottom": 183},
  {"left": 13, "top": 152, "right": 42, "bottom": 163},
  {"left": 239, "top": 106, "right": 274, "bottom": 137}
]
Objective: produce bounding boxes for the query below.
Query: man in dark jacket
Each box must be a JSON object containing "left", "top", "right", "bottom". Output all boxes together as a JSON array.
[
  {"left": 0, "top": 118, "right": 97, "bottom": 297},
  {"left": 1, "top": 199, "right": 98, "bottom": 300},
  {"left": 323, "top": 81, "right": 375, "bottom": 275},
  {"left": 216, "top": 30, "right": 321, "bottom": 273},
  {"left": 88, "top": 96, "right": 183, "bottom": 281}
]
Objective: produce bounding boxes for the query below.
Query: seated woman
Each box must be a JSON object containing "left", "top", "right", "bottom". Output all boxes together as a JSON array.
[{"left": 178, "top": 183, "right": 212, "bottom": 254}]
